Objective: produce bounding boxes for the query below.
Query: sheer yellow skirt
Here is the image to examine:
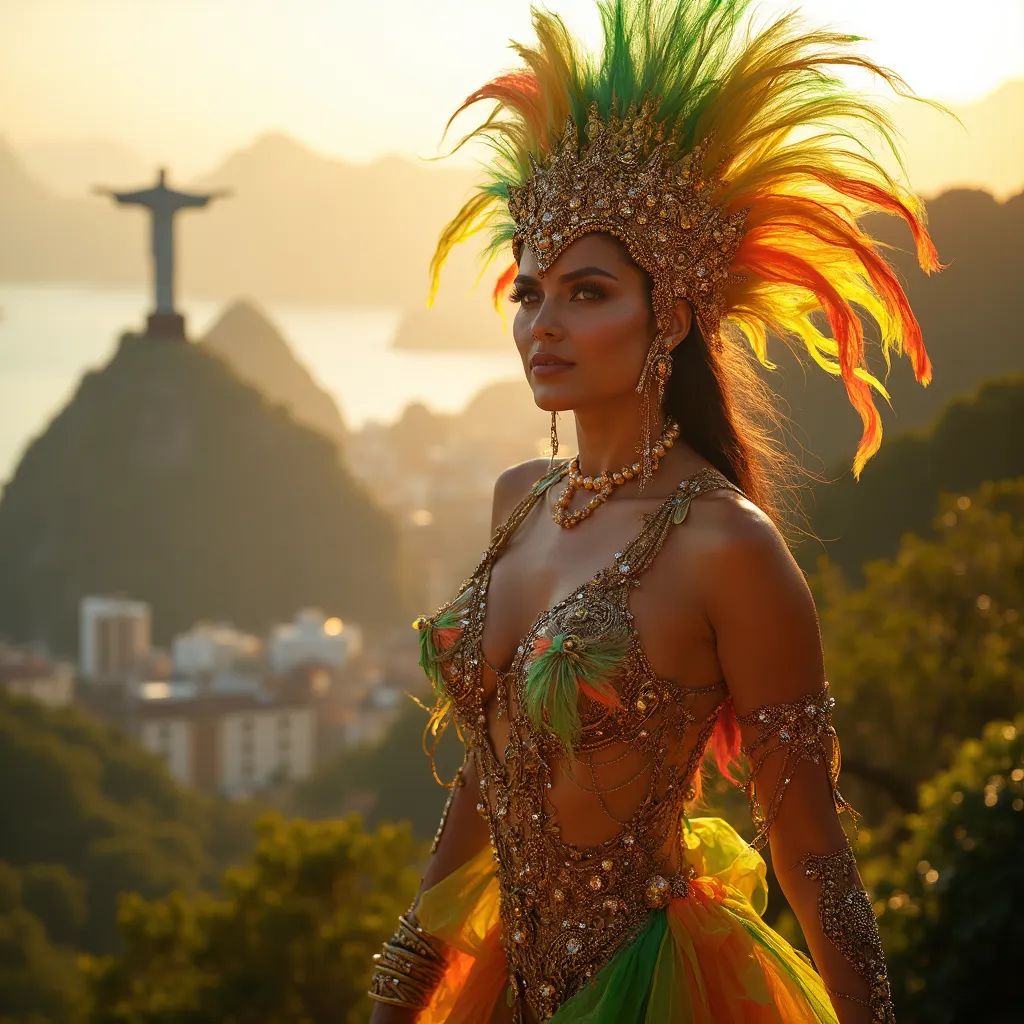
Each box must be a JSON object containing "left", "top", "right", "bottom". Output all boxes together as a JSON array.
[{"left": 413, "top": 817, "right": 838, "bottom": 1023}]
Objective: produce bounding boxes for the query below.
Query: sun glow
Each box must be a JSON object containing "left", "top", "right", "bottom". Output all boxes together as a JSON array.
[{"left": 2, "top": 0, "right": 1020, "bottom": 179}]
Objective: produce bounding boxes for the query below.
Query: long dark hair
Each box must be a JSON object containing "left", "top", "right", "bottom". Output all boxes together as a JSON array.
[
  {"left": 666, "top": 317, "right": 809, "bottom": 535},
  {"left": 622, "top": 237, "right": 810, "bottom": 536}
]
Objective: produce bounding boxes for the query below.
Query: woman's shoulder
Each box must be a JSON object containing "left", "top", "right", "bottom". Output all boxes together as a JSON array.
[
  {"left": 674, "top": 470, "right": 810, "bottom": 616},
  {"left": 668, "top": 466, "right": 792, "bottom": 578},
  {"left": 490, "top": 457, "right": 567, "bottom": 532}
]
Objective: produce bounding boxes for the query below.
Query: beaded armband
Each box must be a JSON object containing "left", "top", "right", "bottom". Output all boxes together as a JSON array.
[
  {"left": 736, "top": 682, "right": 860, "bottom": 850},
  {"left": 802, "top": 844, "right": 896, "bottom": 1023},
  {"left": 367, "top": 906, "right": 448, "bottom": 1009}
]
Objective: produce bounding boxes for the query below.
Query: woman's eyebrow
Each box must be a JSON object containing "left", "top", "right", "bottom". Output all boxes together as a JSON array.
[
  {"left": 513, "top": 266, "right": 619, "bottom": 287},
  {"left": 560, "top": 265, "right": 618, "bottom": 282}
]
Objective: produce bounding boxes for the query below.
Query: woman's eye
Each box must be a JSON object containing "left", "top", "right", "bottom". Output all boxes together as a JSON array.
[
  {"left": 571, "top": 283, "right": 605, "bottom": 301},
  {"left": 508, "top": 283, "right": 604, "bottom": 304}
]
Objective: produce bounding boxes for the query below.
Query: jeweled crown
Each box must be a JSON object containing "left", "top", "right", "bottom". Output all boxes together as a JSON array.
[{"left": 507, "top": 101, "right": 747, "bottom": 344}]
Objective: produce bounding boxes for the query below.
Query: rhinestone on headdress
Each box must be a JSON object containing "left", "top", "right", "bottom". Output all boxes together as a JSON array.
[{"left": 507, "top": 100, "right": 747, "bottom": 348}]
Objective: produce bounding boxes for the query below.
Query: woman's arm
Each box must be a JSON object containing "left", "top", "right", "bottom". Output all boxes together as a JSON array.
[
  {"left": 368, "top": 748, "right": 491, "bottom": 1022},
  {"left": 698, "top": 498, "right": 895, "bottom": 1024},
  {"left": 369, "top": 464, "right": 541, "bottom": 1021}
]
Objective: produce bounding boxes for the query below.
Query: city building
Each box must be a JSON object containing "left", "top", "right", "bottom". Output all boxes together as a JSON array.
[
  {"left": 79, "top": 594, "right": 151, "bottom": 684},
  {"left": 0, "top": 641, "right": 74, "bottom": 708},
  {"left": 137, "top": 693, "right": 316, "bottom": 796},
  {"left": 267, "top": 607, "right": 362, "bottom": 674},
  {"left": 172, "top": 620, "right": 263, "bottom": 677}
]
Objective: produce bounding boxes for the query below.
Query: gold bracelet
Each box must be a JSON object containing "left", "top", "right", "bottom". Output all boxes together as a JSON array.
[{"left": 367, "top": 906, "right": 448, "bottom": 1009}]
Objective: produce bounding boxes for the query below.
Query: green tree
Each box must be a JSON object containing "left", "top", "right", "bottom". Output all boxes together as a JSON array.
[
  {"left": 82, "top": 813, "right": 424, "bottom": 1024},
  {"left": 0, "top": 862, "right": 84, "bottom": 1023},
  {"left": 871, "top": 716, "right": 1024, "bottom": 1022},
  {"left": 812, "top": 479, "right": 1024, "bottom": 820},
  {"left": 18, "top": 864, "right": 87, "bottom": 947},
  {"left": 0, "top": 690, "right": 255, "bottom": 954}
]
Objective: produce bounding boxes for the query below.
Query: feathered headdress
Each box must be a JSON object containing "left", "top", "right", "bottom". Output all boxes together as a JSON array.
[{"left": 430, "top": 0, "right": 942, "bottom": 478}]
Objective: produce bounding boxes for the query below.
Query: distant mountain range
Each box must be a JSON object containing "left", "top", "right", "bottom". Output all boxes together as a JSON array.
[
  {"left": 19, "top": 136, "right": 154, "bottom": 201},
  {"left": 2, "top": 86, "right": 1021, "bottom": 479},
  {"left": 18, "top": 80, "right": 1024, "bottom": 204},
  {"left": 0, "top": 131, "right": 504, "bottom": 351},
  {"left": 2, "top": 80, "right": 1021, "bottom": 349}
]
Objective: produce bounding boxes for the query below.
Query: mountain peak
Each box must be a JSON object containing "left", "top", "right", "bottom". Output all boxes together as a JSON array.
[
  {"left": 0, "top": 135, "right": 49, "bottom": 202},
  {"left": 199, "top": 299, "right": 348, "bottom": 447}
]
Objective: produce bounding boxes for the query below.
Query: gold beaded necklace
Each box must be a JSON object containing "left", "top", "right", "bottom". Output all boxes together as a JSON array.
[{"left": 552, "top": 418, "right": 681, "bottom": 528}]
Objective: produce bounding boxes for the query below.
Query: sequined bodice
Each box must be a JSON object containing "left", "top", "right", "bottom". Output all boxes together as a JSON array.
[{"left": 417, "top": 462, "right": 743, "bottom": 1022}]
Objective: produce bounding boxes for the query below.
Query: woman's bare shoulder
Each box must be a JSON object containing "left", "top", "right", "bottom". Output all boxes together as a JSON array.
[
  {"left": 663, "top": 477, "right": 800, "bottom": 593},
  {"left": 678, "top": 482, "right": 816, "bottom": 632},
  {"left": 686, "top": 480, "right": 778, "bottom": 548},
  {"left": 490, "top": 457, "right": 563, "bottom": 533}
]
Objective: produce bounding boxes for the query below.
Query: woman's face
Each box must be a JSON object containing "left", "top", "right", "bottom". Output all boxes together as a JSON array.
[{"left": 510, "top": 232, "right": 655, "bottom": 413}]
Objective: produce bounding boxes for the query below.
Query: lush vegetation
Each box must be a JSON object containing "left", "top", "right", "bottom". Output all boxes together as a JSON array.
[
  {"left": 874, "top": 716, "right": 1024, "bottom": 1023},
  {"left": 81, "top": 814, "right": 422, "bottom": 1024},
  {"left": 817, "top": 478, "right": 1024, "bottom": 820},
  {"left": 0, "top": 690, "right": 255, "bottom": 1021}
]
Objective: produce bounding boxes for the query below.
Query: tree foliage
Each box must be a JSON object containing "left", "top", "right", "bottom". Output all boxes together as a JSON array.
[
  {"left": 0, "top": 690, "right": 254, "bottom": 956},
  {"left": 82, "top": 814, "right": 423, "bottom": 1024},
  {"left": 813, "top": 478, "right": 1024, "bottom": 821},
  {"left": 0, "top": 862, "right": 83, "bottom": 1024},
  {"left": 873, "top": 716, "right": 1024, "bottom": 1022},
  {"left": 800, "top": 375, "right": 1024, "bottom": 577}
]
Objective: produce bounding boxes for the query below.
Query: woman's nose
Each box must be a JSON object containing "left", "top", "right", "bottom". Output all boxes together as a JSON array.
[{"left": 531, "top": 302, "right": 563, "bottom": 342}]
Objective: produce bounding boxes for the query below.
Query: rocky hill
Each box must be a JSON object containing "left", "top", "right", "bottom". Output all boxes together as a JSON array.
[
  {"left": 801, "top": 375, "right": 1024, "bottom": 576},
  {"left": 0, "top": 331, "right": 403, "bottom": 656},
  {"left": 199, "top": 298, "right": 348, "bottom": 451}
]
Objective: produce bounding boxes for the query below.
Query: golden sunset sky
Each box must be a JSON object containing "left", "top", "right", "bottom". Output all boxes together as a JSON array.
[{"left": 2, "top": 0, "right": 1022, "bottom": 178}]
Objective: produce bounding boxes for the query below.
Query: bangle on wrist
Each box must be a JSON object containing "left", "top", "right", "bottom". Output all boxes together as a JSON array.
[{"left": 367, "top": 906, "right": 448, "bottom": 1009}]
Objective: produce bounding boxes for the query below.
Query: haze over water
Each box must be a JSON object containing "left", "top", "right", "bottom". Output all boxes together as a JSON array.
[{"left": 0, "top": 282, "right": 520, "bottom": 487}]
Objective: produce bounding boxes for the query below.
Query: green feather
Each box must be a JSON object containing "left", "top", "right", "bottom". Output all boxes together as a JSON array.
[
  {"left": 415, "top": 607, "right": 460, "bottom": 700},
  {"left": 523, "top": 630, "right": 629, "bottom": 751}
]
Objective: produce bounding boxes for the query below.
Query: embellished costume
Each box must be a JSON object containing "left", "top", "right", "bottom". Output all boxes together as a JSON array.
[
  {"left": 397, "top": 466, "right": 889, "bottom": 1023},
  {"left": 370, "top": 0, "right": 939, "bottom": 1020}
]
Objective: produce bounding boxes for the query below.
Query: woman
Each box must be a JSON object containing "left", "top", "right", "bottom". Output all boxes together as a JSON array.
[{"left": 368, "top": 1, "right": 939, "bottom": 1021}]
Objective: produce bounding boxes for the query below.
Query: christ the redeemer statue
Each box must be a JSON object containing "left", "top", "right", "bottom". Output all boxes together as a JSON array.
[{"left": 94, "top": 168, "right": 232, "bottom": 340}]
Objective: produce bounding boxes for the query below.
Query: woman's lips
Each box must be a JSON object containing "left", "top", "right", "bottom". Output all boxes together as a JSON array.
[
  {"left": 530, "top": 354, "right": 575, "bottom": 377},
  {"left": 531, "top": 362, "right": 574, "bottom": 377}
]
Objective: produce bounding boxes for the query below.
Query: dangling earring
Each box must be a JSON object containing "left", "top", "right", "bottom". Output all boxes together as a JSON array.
[
  {"left": 635, "top": 334, "right": 673, "bottom": 490},
  {"left": 549, "top": 410, "right": 559, "bottom": 463}
]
